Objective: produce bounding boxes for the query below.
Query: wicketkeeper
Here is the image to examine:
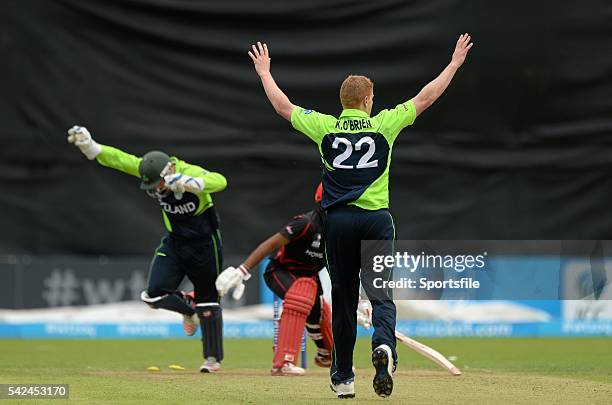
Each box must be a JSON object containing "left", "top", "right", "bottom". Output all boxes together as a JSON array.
[
  {"left": 216, "top": 184, "right": 333, "bottom": 376},
  {"left": 67, "top": 125, "right": 227, "bottom": 373}
]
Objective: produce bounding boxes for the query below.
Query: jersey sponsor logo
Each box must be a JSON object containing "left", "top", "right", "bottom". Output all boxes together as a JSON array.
[
  {"left": 285, "top": 225, "right": 294, "bottom": 235},
  {"left": 160, "top": 201, "right": 197, "bottom": 215},
  {"left": 305, "top": 249, "right": 324, "bottom": 259},
  {"left": 303, "top": 109, "right": 313, "bottom": 114},
  {"left": 335, "top": 118, "right": 373, "bottom": 131},
  {"left": 311, "top": 234, "right": 321, "bottom": 248}
]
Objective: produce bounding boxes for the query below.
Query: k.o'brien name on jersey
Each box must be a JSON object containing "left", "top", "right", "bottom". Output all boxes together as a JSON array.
[{"left": 335, "top": 118, "right": 373, "bottom": 131}]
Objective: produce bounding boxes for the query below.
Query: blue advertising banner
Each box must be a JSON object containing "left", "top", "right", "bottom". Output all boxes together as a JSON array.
[{"left": 1, "top": 319, "right": 611, "bottom": 339}]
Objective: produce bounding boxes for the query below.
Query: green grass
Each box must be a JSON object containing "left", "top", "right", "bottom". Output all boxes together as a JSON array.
[{"left": 0, "top": 338, "right": 611, "bottom": 404}]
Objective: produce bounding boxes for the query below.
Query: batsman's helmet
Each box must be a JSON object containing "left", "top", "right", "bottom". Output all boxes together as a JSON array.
[
  {"left": 139, "top": 151, "right": 170, "bottom": 190},
  {"left": 314, "top": 182, "right": 323, "bottom": 203}
]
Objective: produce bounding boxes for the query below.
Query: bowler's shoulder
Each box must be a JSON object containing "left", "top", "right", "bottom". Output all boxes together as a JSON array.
[
  {"left": 372, "top": 108, "right": 392, "bottom": 121},
  {"left": 372, "top": 100, "right": 417, "bottom": 129},
  {"left": 293, "top": 106, "right": 336, "bottom": 121}
]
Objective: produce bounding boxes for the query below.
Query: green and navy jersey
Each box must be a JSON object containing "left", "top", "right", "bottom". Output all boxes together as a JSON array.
[
  {"left": 96, "top": 145, "right": 227, "bottom": 239},
  {"left": 291, "top": 101, "right": 417, "bottom": 210}
]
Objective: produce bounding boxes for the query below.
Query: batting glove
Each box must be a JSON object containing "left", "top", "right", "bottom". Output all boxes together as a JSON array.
[
  {"left": 232, "top": 281, "right": 246, "bottom": 301},
  {"left": 67, "top": 125, "right": 101, "bottom": 160},
  {"left": 215, "top": 264, "right": 251, "bottom": 300},
  {"left": 357, "top": 299, "right": 372, "bottom": 329},
  {"left": 163, "top": 173, "right": 204, "bottom": 194}
]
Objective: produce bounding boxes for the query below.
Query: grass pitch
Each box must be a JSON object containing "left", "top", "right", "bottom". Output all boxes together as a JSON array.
[{"left": 0, "top": 338, "right": 610, "bottom": 404}]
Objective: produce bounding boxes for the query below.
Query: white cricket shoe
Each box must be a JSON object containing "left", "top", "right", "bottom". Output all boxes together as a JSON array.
[
  {"left": 200, "top": 357, "right": 221, "bottom": 373},
  {"left": 330, "top": 378, "right": 355, "bottom": 399},
  {"left": 372, "top": 344, "right": 394, "bottom": 397},
  {"left": 182, "top": 313, "right": 199, "bottom": 336},
  {"left": 270, "top": 362, "right": 305, "bottom": 376}
]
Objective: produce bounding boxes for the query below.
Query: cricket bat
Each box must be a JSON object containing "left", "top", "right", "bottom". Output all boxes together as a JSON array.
[{"left": 395, "top": 330, "right": 462, "bottom": 376}]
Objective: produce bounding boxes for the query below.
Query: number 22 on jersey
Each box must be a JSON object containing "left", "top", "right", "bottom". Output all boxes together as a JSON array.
[{"left": 331, "top": 136, "right": 378, "bottom": 169}]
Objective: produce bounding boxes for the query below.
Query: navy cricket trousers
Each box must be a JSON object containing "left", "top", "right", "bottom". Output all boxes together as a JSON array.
[
  {"left": 147, "top": 231, "right": 223, "bottom": 305},
  {"left": 324, "top": 205, "right": 397, "bottom": 383}
]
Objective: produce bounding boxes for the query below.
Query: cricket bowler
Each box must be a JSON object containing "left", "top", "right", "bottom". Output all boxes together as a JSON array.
[
  {"left": 248, "top": 34, "right": 473, "bottom": 397},
  {"left": 216, "top": 184, "right": 333, "bottom": 376},
  {"left": 67, "top": 126, "right": 227, "bottom": 373}
]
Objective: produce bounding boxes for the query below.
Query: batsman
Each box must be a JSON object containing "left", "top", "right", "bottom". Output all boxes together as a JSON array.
[
  {"left": 216, "top": 184, "right": 336, "bottom": 376},
  {"left": 67, "top": 126, "right": 227, "bottom": 373}
]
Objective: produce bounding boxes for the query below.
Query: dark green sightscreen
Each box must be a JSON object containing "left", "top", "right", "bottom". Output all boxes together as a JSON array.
[{"left": 1, "top": 0, "right": 611, "bottom": 255}]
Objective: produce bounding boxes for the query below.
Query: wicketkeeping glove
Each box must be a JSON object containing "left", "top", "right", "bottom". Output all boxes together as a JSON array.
[
  {"left": 67, "top": 125, "right": 102, "bottom": 160},
  {"left": 215, "top": 264, "right": 251, "bottom": 300},
  {"left": 163, "top": 173, "right": 204, "bottom": 194},
  {"left": 357, "top": 299, "right": 372, "bottom": 329}
]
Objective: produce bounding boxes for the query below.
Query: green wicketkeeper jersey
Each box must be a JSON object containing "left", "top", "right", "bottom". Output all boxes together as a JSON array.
[
  {"left": 291, "top": 100, "right": 417, "bottom": 210},
  {"left": 95, "top": 145, "right": 227, "bottom": 238}
]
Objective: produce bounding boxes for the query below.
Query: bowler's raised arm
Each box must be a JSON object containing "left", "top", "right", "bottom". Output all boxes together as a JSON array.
[
  {"left": 411, "top": 33, "right": 474, "bottom": 117},
  {"left": 249, "top": 41, "right": 296, "bottom": 121}
]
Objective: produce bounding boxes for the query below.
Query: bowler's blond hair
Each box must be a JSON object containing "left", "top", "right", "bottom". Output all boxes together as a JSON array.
[{"left": 340, "top": 75, "right": 373, "bottom": 109}]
